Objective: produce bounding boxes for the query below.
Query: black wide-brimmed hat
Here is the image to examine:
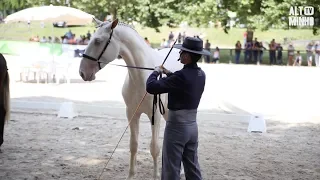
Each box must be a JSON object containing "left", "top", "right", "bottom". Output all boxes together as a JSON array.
[{"left": 173, "top": 37, "right": 211, "bottom": 56}]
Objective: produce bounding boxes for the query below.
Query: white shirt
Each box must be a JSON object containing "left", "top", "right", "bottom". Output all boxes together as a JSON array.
[
  {"left": 213, "top": 51, "right": 219, "bottom": 58},
  {"left": 288, "top": 45, "right": 295, "bottom": 55}
]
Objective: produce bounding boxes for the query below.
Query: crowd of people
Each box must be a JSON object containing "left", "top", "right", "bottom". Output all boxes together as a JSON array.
[
  {"left": 157, "top": 30, "right": 320, "bottom": 67},
  {"left": 28, "top": 29, "right": 320, "bottom": 67},
  {"left": 234, "top": 38, "right": 320, "bottom": 67},
  {"left": 29, "top": 29, "right": 93, "bottom": 45}
]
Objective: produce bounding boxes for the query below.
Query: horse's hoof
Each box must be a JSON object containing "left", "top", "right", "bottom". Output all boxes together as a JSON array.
[
  {"left": 126, "top": 172, "right": 135, "bottom": 180},
  {"left": 153, "top": 172, "right": 160, "bottom": 180},
  {"left": 125, "top": 175, "right": 134, "bottom": 180}
]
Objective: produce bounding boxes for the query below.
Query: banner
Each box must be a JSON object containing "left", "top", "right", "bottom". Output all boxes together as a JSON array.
[{"left": 0, "top": 40, "right": 87, "bottom": 56}]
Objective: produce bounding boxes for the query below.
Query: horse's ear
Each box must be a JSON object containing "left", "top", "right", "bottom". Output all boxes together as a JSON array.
[
  {"left": 111, "top": 19, "right": 118, "bottom": 29},
  {"left": 93, "top": 17, "right": 103, "bottom": 26}
]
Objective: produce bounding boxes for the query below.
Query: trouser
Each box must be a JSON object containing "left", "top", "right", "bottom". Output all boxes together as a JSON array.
[
  {"left": 161, "top": 109, "right": 202, "bottom": 180},
  {"left": 259, "top": 51, "right": 264, "bottom": 63},
  {"left": 277, "top": 55, "right": 282, "bottom": 65},
  {"left": 315, "top": 54, "right": 320, "bottom": 67},
  {"left": 0, "top": 106, "right": 5, "bottom": 147},
  {"left": 235, "top": 51, "right": 241, "bottom": 64},
  {"left": 244, "top": 51, "right": 252, "bottom": 64},
  {"left": 270, "top": 51, "right": 276, "bottom": 64},
  {"left": 253, "top": 50, "right": 258, "bottom": 63},
  {"left": 205, "top": 55, "right": 210, "bottom": 63}
]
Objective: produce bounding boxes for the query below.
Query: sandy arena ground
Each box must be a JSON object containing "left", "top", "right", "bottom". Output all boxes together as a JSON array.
[
  {"left": 1, "top": 55, "right": 320, "bottom": 180},
  {"left": 1, "top": 108, "right": 320, "bottom": 180}
]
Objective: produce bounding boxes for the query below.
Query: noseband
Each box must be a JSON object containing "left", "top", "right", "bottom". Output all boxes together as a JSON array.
[{"left": 82, "top": 30, "right": 114, "bottom": 70}]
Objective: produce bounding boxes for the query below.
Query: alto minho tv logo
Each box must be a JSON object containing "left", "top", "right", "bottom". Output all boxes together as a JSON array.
[{"left": 288, "top": 6, "right": 314, "bottom": 27}]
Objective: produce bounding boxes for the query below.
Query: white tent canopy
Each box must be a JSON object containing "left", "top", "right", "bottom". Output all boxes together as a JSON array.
[{"left": 4, "top": 4, "right": 94, "bottom": 26}]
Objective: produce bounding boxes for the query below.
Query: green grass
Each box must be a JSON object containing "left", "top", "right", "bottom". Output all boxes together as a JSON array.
[
  {"left": 0, "top": 22, "right": 318, "bottom": 49},
  {"left": 0, "top": 22, "right": 318, "bottom": 66},
  {"left": 142, "top": 25, "right": 319, "bottom": 50}
]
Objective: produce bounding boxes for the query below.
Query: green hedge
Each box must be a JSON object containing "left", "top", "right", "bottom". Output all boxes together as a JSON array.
[
  {"left": 0, "top": 40, "right": 63, "bottom": 56},
  {"left": 0, "top": 40, "right": 313, "bottom": 66},
  {"left": 201, "top": 49, "right": 313, "bottom": 66}
]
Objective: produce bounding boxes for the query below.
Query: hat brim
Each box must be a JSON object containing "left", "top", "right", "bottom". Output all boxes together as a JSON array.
[{"left": 173, "top": 44, "right": 212, "bottom": 56}]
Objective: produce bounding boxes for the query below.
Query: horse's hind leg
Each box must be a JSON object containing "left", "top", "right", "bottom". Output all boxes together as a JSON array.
[
  {"left": 126, "top": 107, "right": 141, "bottom": 180},
  {"left": 147, "top": 112, "right": 161, "bottom": 179}
]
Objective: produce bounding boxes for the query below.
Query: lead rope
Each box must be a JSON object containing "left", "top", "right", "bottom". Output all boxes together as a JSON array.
[{"left": 151, "top": 73, "right": 165, "bottom": 125}]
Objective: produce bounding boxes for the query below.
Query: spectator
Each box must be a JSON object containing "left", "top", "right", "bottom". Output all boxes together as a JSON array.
[
  {"left": 47, "top": 36, "right": 53, "bottom": 43},
  {"left": 168, "top": 31, "right": 174, "bottom": 41},
  {"left": 294, "top": 51, "right": 302, "bottom": 66},
  {"left": 204, "top": 40, "right": 211, "bottom": 63},
  {"left": 62, "top": 36, "right": 68, "bottom": 44},
  {"left": 259, "top": 42, "right": 266, "bottom": 64},
  {"left": 39, "top": 36, "right": 47, "bottom": 43},
  {"left": 235, "top": 41, "right": 241, "bottom": 64},
  {"left": 178, "top": 32, "right": 182, "bottom": 43},
  {"left": 64, "top": 30, "right": 73, "bottom": 39},
  {"left": 287, "top": 43, "right": 295, "bottom": 66},
  {"left": 306, "top": 41, "right": 314, "bottom": 66},
  {"left": 315, "top": 41, "right": 320, "bottom": 67},
  {"left": 212, "top": 47, "right": 220, "bottom": 63},
  {"left": 253, "top": 38, "right": 260, "bottom": 63},
  {"left": 276, "top": 43, "right": 283, "bottom": 65},
  {"left": 269, "top": 39, "right": 276, "bottom": 65},
  {"left": 243, "top": 31, "right": 247, "bottom": 45},
  {"left": 87, "top": 31, "right": 92, "bottom": 40},
  {"left": 160, "top": 39, "right": 168, "bottom": 48},
  {"left": 244, "top": 41, "right": 252, "bottom": 64},
  {"left": 144, "top": 37, "right": 151, "bottom": 46},
  {"left": 182, "top": 32, "right": 186, "bottom": 41}
]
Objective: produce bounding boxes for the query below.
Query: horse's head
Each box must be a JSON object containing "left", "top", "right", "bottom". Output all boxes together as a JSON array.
[{"left": 79, "top": 18, "right": 120, "bottom": 81}]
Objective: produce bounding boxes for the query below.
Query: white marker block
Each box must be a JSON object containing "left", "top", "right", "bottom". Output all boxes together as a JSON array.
[
  {"left": 247, "top": 114, "right": 266, "bottom": 133},
  {"left": 57, "top": 102, "right": 78, "bottom": 119}
]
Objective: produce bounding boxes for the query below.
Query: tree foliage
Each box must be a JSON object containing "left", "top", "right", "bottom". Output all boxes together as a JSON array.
[{"left": 1, "top": 0, "right": 319, "bottom": 35}]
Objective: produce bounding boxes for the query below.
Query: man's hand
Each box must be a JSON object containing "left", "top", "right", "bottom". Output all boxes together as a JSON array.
[
  {"left": 162, "top": 67, "right": 172, "bottom": 75},
  {"left": 154, "top": 66, "right": 164, "bottom": 73},
  {"left": 154, "top": 66, "right": 172, "bottom": 75}
]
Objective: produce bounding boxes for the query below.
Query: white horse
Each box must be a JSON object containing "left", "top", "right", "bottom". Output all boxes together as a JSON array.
[{"left": 79, "top": 18, "right": 184, "bottom": 179}]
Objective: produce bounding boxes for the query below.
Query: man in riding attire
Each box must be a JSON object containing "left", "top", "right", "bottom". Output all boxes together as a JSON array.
[{"left": 146, "top": 37, "right": 211, "bottom": 180}]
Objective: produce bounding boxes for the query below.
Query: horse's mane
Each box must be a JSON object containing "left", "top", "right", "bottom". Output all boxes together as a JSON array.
[{"left": 99, "top": 20, "right": 137, "bottom": 33}]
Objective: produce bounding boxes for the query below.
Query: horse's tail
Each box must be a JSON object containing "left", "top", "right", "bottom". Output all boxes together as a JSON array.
[{"left": 3, "top": 71, "right": 10, "bottom": 124}]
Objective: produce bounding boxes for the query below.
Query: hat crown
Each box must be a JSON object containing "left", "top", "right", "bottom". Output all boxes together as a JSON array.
[{"left": 182, "top": 37, "right": 203, "bottom": 52}]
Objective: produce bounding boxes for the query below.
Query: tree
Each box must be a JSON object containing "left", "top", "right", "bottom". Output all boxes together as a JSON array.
[{"left": 1, "top": 0, "right": 318, "bottom": 35}]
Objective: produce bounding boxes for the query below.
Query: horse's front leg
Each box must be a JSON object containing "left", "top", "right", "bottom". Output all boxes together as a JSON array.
[
  {"left": 147, "top": 111, "right": 161, "bottom": 179},
  {"left": 126, "top": 107, "right": 141, "bottom": 180}
]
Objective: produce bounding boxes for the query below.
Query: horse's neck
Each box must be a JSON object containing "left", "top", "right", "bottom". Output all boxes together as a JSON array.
[{"left": 117, "top": 28, "right": 158, "bottom": 84}]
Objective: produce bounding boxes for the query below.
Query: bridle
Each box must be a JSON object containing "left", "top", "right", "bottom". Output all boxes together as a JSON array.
[{"left": 82, "top": 29, "right": 114, "bottom": 70}]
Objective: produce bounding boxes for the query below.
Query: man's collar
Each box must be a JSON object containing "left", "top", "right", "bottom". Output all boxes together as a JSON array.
[{"left": 183, "top": 63, "right": 198, "bottom": 69}]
